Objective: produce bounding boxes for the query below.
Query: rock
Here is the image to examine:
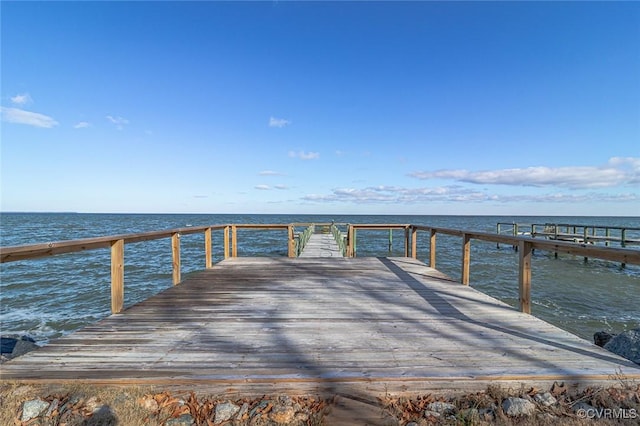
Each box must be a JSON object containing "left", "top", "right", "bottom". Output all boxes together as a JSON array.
[
  {"left": 21, "top": 399, "right": 50, "bottom": 422},
  {"left": 236, "top": 402, "right": 249, "bottom": 420},
  {"left": 166, "top": 414, "right": 195, "bottom": 425},
  {"left": 84, "top": 396, "right": 103, "bottom": 414},
  {"left": 502, "top": 397, "right": 536, "bottom": 417},
  {"left": 604, "top": 328, "right": 640, "bottom": 364},
  {"left": 426, "top": 401, "right": 455, "bottom": 414},
  {"left": 269, "top": 405, "right": 296, "bottom": 424},
  {"left": 1, "top": 336, "right": 17, "bottom": 354},
  {"left": 423, "top": 410, "right": 441, "bottom": 418},
  {"left": 594, "top": 331, "right": 616, "bottom": 347},
  {"left": 45, "top": 398, "right": 60, "bottom": 418},
  {"left": 533, "top": 392, "right": 557, "bottom": 407},
  {"left": 11, "top": 339, "right": 39, "bottom": 357},
  {"left": 214, "top": 401, "right": 240, "bottom": 423},
  {"left": 572, "top": 401, "right": 595, "bottom": 413},
  {"left": 140, "top": 397, "right": 159, "bottom": 412},
  {"left": 249, "top": 400, "right": 270, "bottom": 417},
  {"left": 1, "top": 335, "right": 38, "bottom": 359}
]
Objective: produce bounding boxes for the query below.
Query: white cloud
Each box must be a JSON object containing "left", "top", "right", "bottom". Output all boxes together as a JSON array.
[
  {"left": 255, "top": 184, "right": 271, "bottom": 190},
  {"left": 274, "top": 184, "right": 289, "bottom": 190},
  {"left": 269, "top": 116, "right": 290, "bottom": 128},
  {"left": 302, "top": 185, "right": 639, "bottom": 205},
  {"left": 1, "top": 107, "right": 58, "bottom": 128},
  {"left": 10, "top": 93, "right": 33, "bottom": 106},
  {"left": 74, "top": 121, "right": 90, "bottom": 129},
  {"left": 259, "top": 170, "right": 285, "bottom": 176},
  {"left": 106, "top": 115, "right": 129, "bottom": 130},
  {"left": 289, "top": 150, "right": 320, "bottom": 160},
  {"left": 408, "top": 157, "right": 640, "bottom": 189}
]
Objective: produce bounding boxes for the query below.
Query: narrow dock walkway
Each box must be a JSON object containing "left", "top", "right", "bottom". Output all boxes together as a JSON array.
[
  {"left": 298, "top": 233, "right": 343, "bottom": 257},
  {"left": 2, "top": 257, "right": 639, "bottom": 397}
]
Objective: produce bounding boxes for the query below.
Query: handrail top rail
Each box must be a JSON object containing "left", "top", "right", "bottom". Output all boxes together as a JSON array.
[
  {"left": 2, "top": 222, "right": 639, "bottom": 265},
  {"left": 496, "top": 222, "right": 640, "bottom": 232}
]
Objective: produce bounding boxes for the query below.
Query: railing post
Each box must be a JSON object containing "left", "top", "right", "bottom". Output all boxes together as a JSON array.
[
  {"left": 232, "top": 225, "right": 238, "bottom": 257},
  {"left": 172, "top": 232, "right": 181, "bottom": 285},
  {"left": 223, "top": 226, "right": 230, "bottom": 259},
  {"left": 518, "top": 240, "right": 532, "bottom": 314},
  {"left": 429, "top": 229, "right": 436, "bottom": 268},
  {"left": 110, "top": 239, "right": 124, "bottom": 314},
  {"left": 461, "top": 233, "right": 470, "bottom": 285},
  {"left": 411, "top": 226, "right": 417, "bottom": 259},
  {"left": 404, "top": 227, "right": 410, "bottom": 257},
  {"left": 205, "top": 227, "right": 212, "bottom": 269},
  {"left": 353, "top": 228, "right": 357, "bottom": 257},
  {"left": 288, "top": 225, "right": 296, "bottom": 258},
  {"left": 347, "top": 225, "right": 354, "bottom": 257}
]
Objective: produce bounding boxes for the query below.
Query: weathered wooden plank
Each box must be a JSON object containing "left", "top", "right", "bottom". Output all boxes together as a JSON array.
[{"left": 2, "top": 257, "right": 638, "bottom": 397}]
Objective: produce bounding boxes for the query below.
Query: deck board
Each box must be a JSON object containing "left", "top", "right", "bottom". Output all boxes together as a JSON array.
[{"left": 2, "top": 257, "right": 639, "bottom": 396}]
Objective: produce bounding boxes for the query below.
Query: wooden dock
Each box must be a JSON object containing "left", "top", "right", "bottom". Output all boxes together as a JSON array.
[
  {"left": 2, "top": 256, "right": 639, "bottom": 397},
  {"left": 298, "top": 233, "right": 343, "bottom": 257}
]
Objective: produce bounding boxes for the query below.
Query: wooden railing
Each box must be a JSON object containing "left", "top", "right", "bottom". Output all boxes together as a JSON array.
[
  {"left": 407, "top": 225, "right": 639, "bottom": 314},
  {"left": 2, "top": 223, "right": 638, "bottom": 318},
  {"left": 497, "top": 222, "right": 640, "bottom": 247},
  {"left": 0, "top": 224, "right": 298, "bottom": 314}
]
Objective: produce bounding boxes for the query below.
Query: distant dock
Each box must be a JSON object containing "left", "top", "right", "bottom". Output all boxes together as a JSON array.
[
  {"left": 497, "top": 222, "right": 640, "bottom": 247},
  {"left": 1, "top": 222, "right": 639, "bottom": 396}
]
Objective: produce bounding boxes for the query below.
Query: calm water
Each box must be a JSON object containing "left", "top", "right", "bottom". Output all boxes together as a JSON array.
[{"left": 1, "top": 213, "right": 638, "bottom": 344}]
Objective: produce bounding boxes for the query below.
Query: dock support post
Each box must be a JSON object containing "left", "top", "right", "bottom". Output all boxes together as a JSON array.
[
  {"left": 411, "top": 226, "right": 417, "bottom": 259},
  {"left": 346, "top": 225, "right": 355, "bottom": 257},
  {"left": 389, "top": 229, "right": 393, "bottom": 253},
  {"left": 287, "top": 225, "right": 295, "bottom": 258},
  {"left": 110, "top": 239, "right": 124, "bottom": 314},
  {"left": 429, "top": 229, "right": 436, "bottom": 268},
  {"left": 461, "top": 233, "right": 470, "bottom": 285},
  {"left": 172, "top": 232, "right": 181, "bottom": 285},
  {"left": 518, "top": 240, "right": 532, "bottom": 314},
  {"left": 205, "top": 227, "right": 212, "bottom": 269}
]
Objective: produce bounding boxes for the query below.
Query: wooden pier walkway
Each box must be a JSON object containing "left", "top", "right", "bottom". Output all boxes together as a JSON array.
[
  {"left": 2, "top": 256, "right": 639, "bottom": 397},
  {"left": 298, "top": 233, "right": 343, "bottom": 257}
]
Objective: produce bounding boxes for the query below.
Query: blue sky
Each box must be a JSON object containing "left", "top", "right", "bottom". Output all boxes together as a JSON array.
[{"left": 1, "top": 1, "right": 639, "bottom": 215}]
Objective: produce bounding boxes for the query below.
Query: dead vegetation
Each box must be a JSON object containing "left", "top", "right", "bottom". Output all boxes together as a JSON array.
[{"left": 1, "top": 379, "right": 639, "bottom": 425}]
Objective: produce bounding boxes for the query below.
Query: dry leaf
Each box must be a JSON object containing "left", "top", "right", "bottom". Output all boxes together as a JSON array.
[{"left": 551, "top": 382, "right": 567, "bottom": 396}]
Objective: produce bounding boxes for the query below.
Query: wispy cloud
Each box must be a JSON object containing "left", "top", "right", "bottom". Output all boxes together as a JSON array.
[
  {"left": 10, "top": 93, "right": 33, "bottom": 106},
  {"left": 302, "top": 185, "right": 638, "bottom": 205},
  {"left": 289, "top": 150, "right": 320, "bottom": 160},
  {"left": 255, "top": 184, "right": 271, "bottom": 190},
  {"left": 74, "top": 121, "right": 90, "bottom": 129},
  {"left": 269, "top": 116, "right": 290, "bottom": 128},
  {"left": 1, "top": 107, "right": 58, "bottom": 128},
  {"left": 259, "top": 170, "right": 286, "bottom": 176},
  {"left": 408, "top": 157, "right": 640, "bottom": 189},
  {"left": 106, "top": 115, "right": 129, "bottom": 130},
  {"left": 274, "top": 184, "right": 289, "bottom": 190}
]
